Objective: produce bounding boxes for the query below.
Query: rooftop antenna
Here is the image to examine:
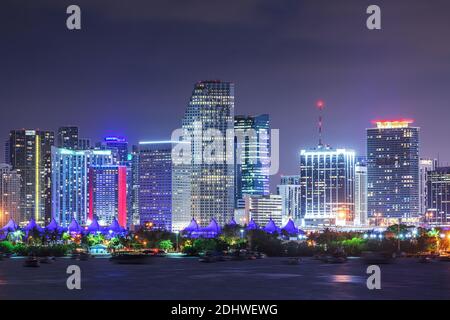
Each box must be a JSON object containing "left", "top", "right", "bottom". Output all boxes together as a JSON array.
[{"left": 316, "top": 100, "right": 325, "bottom": 146}]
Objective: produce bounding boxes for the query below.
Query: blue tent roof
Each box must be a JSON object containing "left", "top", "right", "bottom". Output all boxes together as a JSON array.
[
  {"left": 24, "top": 219, "right": 44, "bottom": 233},
  {"left": 45, "top": 218, "right": 64, "bottom": 233},
  {"left": 68, "top": 218, "right": 82, "bottom": 233},
  {"left": 281, "top": 219, "right": 299, "bottom": 235},
  {"left": 228, "top": 217, "right": 237, "bottom": 226},
  {"left": 183, "top": 218, "right": 199, "bottom": 233},
  {"left": 263, "top": 218, "right": 280, "bottom": 234},
  {"left": 202, "top": 218, "right": 221, "bottom": 234},
  {"left": 107, "top": 218, "right": 125, "bottom": 233},
  {"left": 1, "top": 219, "right": 18, "bottom": 232},
  {"left": 246, "top": 219, "right": 259, "bottom": 230},
  {"left": 87, "top": 218, "right": 102, "bottom": 233}
]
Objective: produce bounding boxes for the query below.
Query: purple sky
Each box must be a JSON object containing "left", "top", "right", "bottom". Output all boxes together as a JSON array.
[{"left": 2, "top": 0, "right": 450, "bottom": 190}]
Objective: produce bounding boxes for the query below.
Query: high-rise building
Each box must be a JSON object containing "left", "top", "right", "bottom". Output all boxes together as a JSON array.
[
  {"left": 51, "top": 147, "right": 114, "bottom": 226},
  {"left": 419, "top": 158, "right": 437, "bottom": 217},
  {"left": 57, "top": 126, "right": 79, "bottom": 149},
  {"left": 4, "top": 140, "right": 10, "bottom": 164},
  {"left": 426, "top": 167, "right": 450, "bottom": 226},
  {"left": 104, "top": 136, "right": 129, "bottom": 164},
  {"left": 0, "top": 164, "right": 21, "bottom": 225},
  {"left": 128, "top": 145, "right": 140, "bottom": 228},
  {"left": 300, "top": 146, "right": 356, "bottom": 226},
  {"left": 174, "top": 80, "right": 235, "bottom": 228},
  {"left": 234, "top": 114, "right": 270, "bottom": 206},
  {"left": 88, "top": 165, "right": 127, "bottom": 227},
  {"left": 78, "top": 138, "right": 91, "bottom": 150},
  {"left": 354, "top": 162, "right": 368, "bottom": 226},
  {"left": 277, "top": 175, "right": 301, "bottom": 226},
  {"left": 367, "top": 120, "right": 420, "bottom": 220},
  {"left": 137, "top": 141, "right": 175, "bottom": 231},
  {"left": 244, "top": 194, "right": 282, "bottom": 227},
  {"left": 8, "top": 129, "right": 54, "bottom": 224}
]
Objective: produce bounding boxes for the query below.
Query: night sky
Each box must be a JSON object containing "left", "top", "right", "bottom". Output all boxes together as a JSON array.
[{"left": 2, "top": 0, "right": 450, "bottom": 190}]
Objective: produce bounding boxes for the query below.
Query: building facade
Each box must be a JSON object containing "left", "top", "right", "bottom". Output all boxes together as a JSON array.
[
  {"left": 419, "top": 158, "right": 437, "bottom": 217},
  {"left": 244, "top": 194, "right": 282, "bottom": 227},
  {"left": 354, "top": 163, "right": 368, "bottom": 226},
  {"left": 0, "top": 164, "right": 21, "bottom": 225},
  {"left": 88, "top": 165, "right": 127, "bottom": 227},
  {"left": 426, "top": 167, "right": 450, "bottom": 226},
  {"left": 57, "top": 126, "right": 79, "bottom": 149},
  {"left": 234, "top": 114, "right": 270, "bottom": 205},
  {"left": 51, "top": 147, "right": 114, "bottom": 226},
  {"left": 137, "top": 141, "right": 174, "bottom": 231},
  {"left": 277, "top": 175, "right": 301, "bottom": 226},
  {"left": 104, "top": 136, "right": 129, "bottom": 164},
  {"left": 8, "top": 129, "right": 54, "bottom": 224},
  {"left": 299, "top": 146, "right": 355, "bottom": 226},
  {"left": 174, "top": 80, "right": 235, "bottom": 229},
  {"left": 367, "top": 120, "right": 420, "bottom": 220}
]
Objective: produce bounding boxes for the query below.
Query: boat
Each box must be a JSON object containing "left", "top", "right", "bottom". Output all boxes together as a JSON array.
[
  {"left": 287, "top": 257, "right": 301, "bottom": 265},
  {"left": 110, "top": 252, "right": 153, "bottom": 264},
  {"left": 23, "top": 256, "right": 40, "bottom": 268},
  {"left": 39, "top": 257, "right": 52, "bottom": 264},
  {"left": 438, "top": 254, "right": 450, "bottom": 262}
]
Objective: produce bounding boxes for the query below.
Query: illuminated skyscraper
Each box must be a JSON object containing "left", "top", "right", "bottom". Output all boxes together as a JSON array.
[
  {"left": 244, "top": 194, "right": 282, "bottom": 227},
  {"left": 234, "top": 114, "right": 270, "bottom": 205},
  {"left": 137, "top": 141, "right": 175, "bottom": 231},
  {"left": 419, "top": 158, "right": 437, "bottom": 217},
  {"left": 51, "top": 147, "right": 114, "bottom": 226},
  {"left": 277, "top": 175, "right": 301, "bottom": 225},
  {"left": 0, "top": 164, "right": 21, "bottom": 225},
  {"left": 88, "top": 165, "right": 127, "bottom": 227},
  {"left": 57, "top": 126, "right": 79, "bottom": 149},
  {"left": 354, "top": 162, "right": 368, "bottom": 226},
  {"left": 367, "top": 120, "right": 420, "bottom": 220},
  {"left": 174, "top": 80, "right": 235, "bottom": 229},
  {"left": 8, "top": 129, "right": 54, "bottom": 223},
  {"left": 104, "top": 136, "right": 129, "bottom": 164},
  {"left": 300, "top": 146, "right": 356, "bottom": 226},
  {"left": 426, "top": 167, "right": 450, "bottom": 225}
]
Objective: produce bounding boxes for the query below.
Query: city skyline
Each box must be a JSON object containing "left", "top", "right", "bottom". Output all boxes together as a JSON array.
[{"left": 2, "top": 0, "right": 450, "bottom": 192}]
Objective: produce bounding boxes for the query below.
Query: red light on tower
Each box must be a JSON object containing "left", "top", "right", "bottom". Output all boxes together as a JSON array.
[{"left": 316, "top": 100, "right": 325, "bottom": 110}]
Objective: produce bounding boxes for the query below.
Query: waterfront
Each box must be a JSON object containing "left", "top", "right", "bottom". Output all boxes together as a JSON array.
[{"left": 0, "top": 256, "right": 449, "bottom": 300}]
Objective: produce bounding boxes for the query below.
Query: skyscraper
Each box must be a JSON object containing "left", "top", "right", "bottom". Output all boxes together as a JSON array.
[
  {"left": 8, "top": 129, "right": 54, "bottom": 223},
  {"left": 88, "top": 165, "right": 127, "bottom": 227},
  {"left": 137, "top": 141, "right": 175, "bottom": 231},
  {"left": 354, "top": 162, "right": 368, "bottom": 226},
  {"left": 174, "top": 80, "right": 235, "bottom": 228},
  {"left": 367, "top": 120, "right": 420, "bottom": 221},
  {"left": 51, "top": 147, "right": 114, "bottom": 226},
  {"left": 57, "top": 126, "right": 79, "bottom": 149},
  {"left": 300, "top": 147, "right": 356, "bottom": 226},
  {"left": 277, "top": 175, "right": 301, "bottom": 226},
  {"left": 104, "top": 136, "right": 129, "bottom": 164},
  {"left": 426, "top": 167, "right": 450, "bottom": 226},
  {"left": 419, "top": 158, "right": 437, "bottom": 217},
  {"left": 234, "top": 114, "right": 270, "bottom": 206},
  {"left": 0, "top": 164, "right": 21, "bottom": 225}
]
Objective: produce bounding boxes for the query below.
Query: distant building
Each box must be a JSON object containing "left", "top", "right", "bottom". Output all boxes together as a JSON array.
[
  {"left": 234, "top": 114, "right": 270, "bottom": 206},
  {"left": 8, "top": 129, "right": 54, "bottom": 223},
  {"left": 354, "top": 163, "right": 368, "bottom": 226},
  {"left": 367, "top": 120, "right": 420, "bottom": 220},
  {"left": 137, "top": 141, "right": 175, "bottom": 231},
  {"left": 57, "top": 126, "right": 79, "bottom": 149},
  {"left": 51, "top": 147, "right": 115, "bottom": 226},
  {"left": 128, "top": 145, "right": 140, "bottom": 229},
  {"left": 104, "top": 136, "right": 129, "bottom": 164},
  {"left": 78, "top": 138, "right": 91, "bottom": 150},
  {"left": 419, "top": 158, "right": 437, "bottom": 217},
  {"left": 244, "top": 194, "right": 282, "bottom": 227},
  {"left": 0, "top": 164, "right": 21, "bottom": 225},
  {"left": 426, "top": 167, "right": 450, "bottom": 226},
  {"left": 277, "top": 175, "right": 301, "bottom": 226},
  {"left": 300, "top": 146, "right": 355, "bottom": 227},
  {"left": 88, "top": 165, "right": 127, "bottom": 227}
]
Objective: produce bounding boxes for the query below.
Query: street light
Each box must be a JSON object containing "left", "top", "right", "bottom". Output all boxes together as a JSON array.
[
  {"left": 175, "top": 231, "right": 180, "bottom": 252},
  {"left": 240, "top": 229, "right": 244, "bottom": 239}
]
